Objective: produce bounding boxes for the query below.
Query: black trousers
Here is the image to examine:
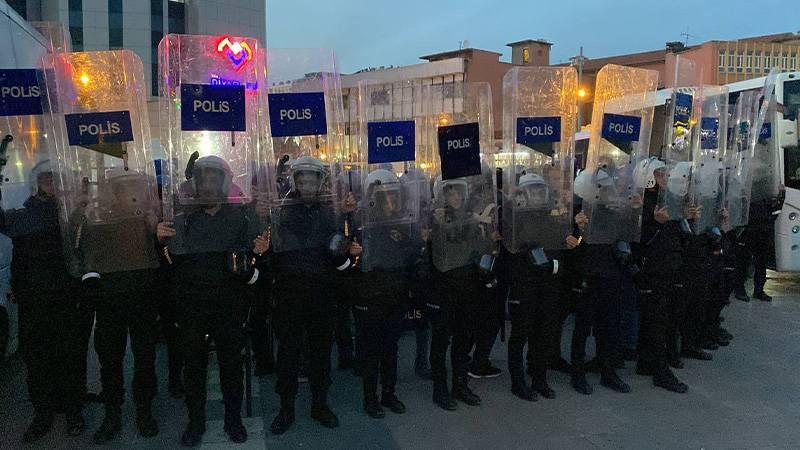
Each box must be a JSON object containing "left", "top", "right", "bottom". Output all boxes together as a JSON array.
[
  {"left": 353, "top": 304, "right": 405, "bottom": 398},
  {"left": 334, "top": 290, "right": 354, "bottom": 363},
  {"left": 571, "top": 276, "right": 623, "bottom": 369},
  {"left": 178, "top": 284, "right": 247, "bottom": 426},
  {"left": 274, "top": 293, "right": 335, "bottom": 403},
  {"left": 468, "top": 285, "right": 502, "bottom": 370},
  {"left": 426, "top": 295, "right": 479, "bottom": 386},
  {"left": 249, "top": 286, "right": 274, "bottom": 370},
  {"left": 637, "top": 271, "right": 681, "bottom": 370},
  {"left": 507, "top": 280, "right": 559, "bottom": 381},
  {"left": 94, "top": 287, "right": 159, "bottom": 408},
  {"left": 735, "top": 226, "right": 770, "bottom": 293},
  {"left": 682, "top": 264, "right": 711, "bottom": 350},
  {"left": 157, "top": 272, "right": 184, "bottom": 386},
  {"left": 19, "top": 291, "right": 92, "bottom": 415}
]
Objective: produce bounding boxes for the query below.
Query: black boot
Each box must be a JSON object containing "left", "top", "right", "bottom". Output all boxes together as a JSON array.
[
  {"left": 364, "top": 394, "right": 385, "bottom": 419},
  {"left": 433, "top": 381, "right": 457, "bottom": 411},
  {"left": 22, "top": 412, "right": 53, "bottom": 443},
  {"left": 93, "top": 405, "right": 122, "bottom": 444},
  {"left": 531, "top": 376, "right": 556, "bottom": 399},
  {"left": 511, "top": 376, "right": 536, "bottom": 402},
  {"left": 452, "top": 377, "right": 481, "bottom": 406},
  {"left": 270, "top": 399, "right": 295, "bottom": 435},
  {"left": 600, "top": 368, "right": 631, "bottom": 393},
  {"left": 570, "top": 362, "right": 593, "bottom": 395},
  {"left": 381, "top": 392, "right": 406, "bottom": 414},
  {"left": 653, "top": 367, "right": 688, "bottom": 394},
  {"left": 223, "top": 410, "right": 248, "bottom": 444},
  {"left": 682, "top": 345, "right": 713, "bottom": 361},
  {"left": 136, "top": 402, "right": 159, "bottom": 438},
  {"left": 180, "top": 421, "right": 205, "bottom": 447},
  {"left": 753, "top": 290, "right": 772, "bottom": 302},
  {"left": 310, "top": 402, "right": 339, "bottom": 429}
]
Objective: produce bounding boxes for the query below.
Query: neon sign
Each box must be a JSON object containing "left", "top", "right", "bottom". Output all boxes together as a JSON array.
[{"left": 216, "top": 37, "right": 253, "bottom": 71}]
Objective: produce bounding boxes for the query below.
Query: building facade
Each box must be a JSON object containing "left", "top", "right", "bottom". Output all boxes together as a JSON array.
[{"left": 8, "top": 0, "right": 266, "bottom": 97}]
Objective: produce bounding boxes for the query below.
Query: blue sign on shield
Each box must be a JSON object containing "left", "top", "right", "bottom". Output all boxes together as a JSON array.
[
  {"left": 700, "top": 117, "right": 719, "bottom": 149},
  {"left": 268, "top": 92, "right": 327, "bottom": 138},
  {"left": 65, "top": 110, "right": 134, "bottom": 146},
  {"left": 180, "top": 84, "right": 246, "bottom": 132},
  {"left": 368, "top": 120, "right": 415, "bottom": 164},
  {"left": 0, "top": 69, "right": 43, "bottom": 116},
  {"left": 438, "top": 122, "right": 481, "bottom": 181}
]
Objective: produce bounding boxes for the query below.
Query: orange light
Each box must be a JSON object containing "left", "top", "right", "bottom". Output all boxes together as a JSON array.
[
  {"left": 80, "top": 73, "right": 90, "bottom": 86},
  {"left": 578, "top": 88, "right": 587, "bottom": 98}
]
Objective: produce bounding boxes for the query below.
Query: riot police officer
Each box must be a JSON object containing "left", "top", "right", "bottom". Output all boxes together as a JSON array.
[
  {"left": 269, "top": 156, "right": 355, "bottom": 434},
  {"left": 158, "top": 156, "right": 265, "bottom": 446},
  {"left": 633, "top": 157, "right": 689, "bottom": 392},
  {"left": 349, "top": 169, "right": 424, "bottom": 417},
  {"left": 75, "top": 168, "right": 162, "bottom": 444},
  {"left": 2, "top": 161, "right": 89, "bottom": 442}
]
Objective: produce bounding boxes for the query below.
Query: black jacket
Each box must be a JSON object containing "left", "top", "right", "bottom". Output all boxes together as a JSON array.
[{"left": 1, "top": 196, "right": 73, "bottom": 297}]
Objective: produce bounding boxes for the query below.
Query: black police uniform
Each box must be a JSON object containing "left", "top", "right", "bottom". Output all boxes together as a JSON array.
[
  {"left": 168, "top": 204, "right": 260, "bottom": 441},
  {"left": 72, "top": 210, "right": 161, "bottom": 442},
  {"left": 270, "top": 202, "right": 341, "bottom": 432},
  {"left": 351, "top": 223, "right": 424, "bottom": 415},
  {"left": 2, "top": 196, "right": 91, "bottom": 439},
  {"left": 735, "top": 200, "right": 776, "bottom": 298},
  {"left": 501, "top": 247, "right": 561, "bottom": 400},
  {"left": 634, "top": 187, "right": 689, "bottom": 391},
  {"left": 426, "top": 213, "right": 485, "bottom": 409}
]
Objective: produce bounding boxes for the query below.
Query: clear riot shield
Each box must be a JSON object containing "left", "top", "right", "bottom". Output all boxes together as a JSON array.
[
  {"left": 583, "top": 64, "right": 658, "bottom": 245},
  {"left": 689, "top": 85, "right": 728, "bottom": 234},
  {"left": 158, "top": 34, "right": 267, "bottom": 225},
  {"left": 40, "top": 50, "right": 159, "bottom": 278},
  {"left": 424, "top": 81, "right": 495, "bottom": 273},
  {"left": 0, "top": 22, "right": 67, "bottom": 210},
  {"left": 266, "top": 49, "right": 344, "bottom": 253},
  {"left": 357, "top": 81, "right": 423, "bottom": 272},
  {"left": 725, "top": 91, "right": 759, "bottom": 229},
  {"left": 657, "top": 57, "right": 701, "bottom": 221},
  {"left": 500, "top": 66, "right": 576, "bottom": 253},
  {"left": 750, "top": 69, "right": 781, "bottom": 204}
]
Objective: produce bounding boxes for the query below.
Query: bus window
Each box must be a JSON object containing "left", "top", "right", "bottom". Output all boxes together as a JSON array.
[
  {"left": 784, "top": 79, "right": 800, "bottom": 191},
  {"left": 784, "top": 79, "right": 800, "bottom": 121}
]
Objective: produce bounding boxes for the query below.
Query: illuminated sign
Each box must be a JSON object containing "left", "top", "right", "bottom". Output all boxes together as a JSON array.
[{"left": 216, "top": 37, "right": 253, "bottom": 71}]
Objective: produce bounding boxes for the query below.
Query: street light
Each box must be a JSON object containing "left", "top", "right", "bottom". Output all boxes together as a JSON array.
[{"left": 578, "top": 88, "right": 587, "bottom": 98}]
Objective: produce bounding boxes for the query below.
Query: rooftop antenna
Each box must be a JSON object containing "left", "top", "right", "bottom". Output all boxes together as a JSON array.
[{"left": 681, "top": 27, "right": 695, "bottom": 45}]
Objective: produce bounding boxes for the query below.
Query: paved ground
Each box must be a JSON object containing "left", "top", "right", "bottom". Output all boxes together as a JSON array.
[{"left": 1, "top": 271, "right": 799, "bottom": 449}]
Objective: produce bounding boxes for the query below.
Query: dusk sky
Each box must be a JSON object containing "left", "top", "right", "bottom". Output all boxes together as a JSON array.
[{"left": 267, "top": 0, "right": 798, "bottom": 73}]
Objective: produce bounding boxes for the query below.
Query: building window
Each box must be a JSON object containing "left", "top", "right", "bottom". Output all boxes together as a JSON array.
[
  {"left": 168, "top": 0, "right": 185, "bottom": 34},
  {"left": 754, "top": 52, "right": 761, "bottom": 70},
  {"left": 736, "top": 54, "right": 743, "bottom": 73},
  {"left": 151, "top": 0, "right": 164, "bottom": 96},
  {"left": 108, "top": 0, "right": 123, "bottom": 49},
  {"left": 727, "top": 54, "right": 734, "bottom": 72},
  {"left": 7, "top": 0, "right": 26, "bottom": 19},
  {"left": 522, "top": 48, "right": 530, "bottom": 64},
  {"left": 718, "top": 51, "right": 725, "bottom": 70},
  {"left": 791, "top": 54, "right": 797, "bottom": 70},
  {"left": 746, "top": 52, "right": 753, "bottom": 73},
  {"left": 69, "top": 0, "right": 83, "bottom": 51},
  {"left": 783, "top": 54, "right": 789, "bottom": 69}
]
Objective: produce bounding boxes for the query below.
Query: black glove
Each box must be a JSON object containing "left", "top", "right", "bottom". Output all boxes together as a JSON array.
[
  {"left": 613, "top": 241, "right": 640, "bottom": 277},
  {"left": 328, "top": 233, "right": 355, "bottom": 271},
  {"left": 226, "top": 249, "right": 260, "bottom": 285},
  {"left": 528, "top": 246, "right": 560, "bottom": 276}
]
